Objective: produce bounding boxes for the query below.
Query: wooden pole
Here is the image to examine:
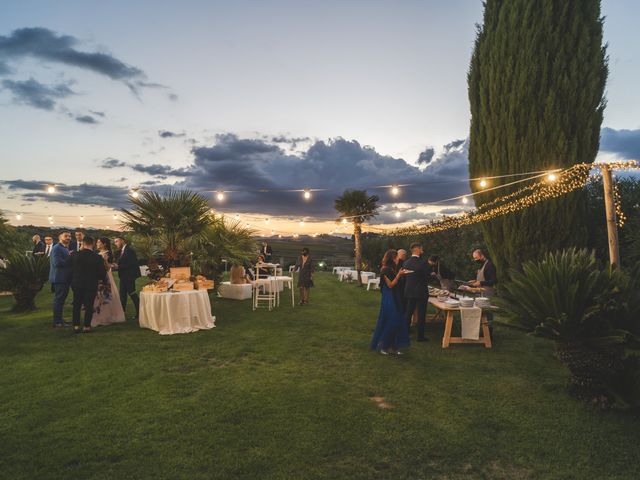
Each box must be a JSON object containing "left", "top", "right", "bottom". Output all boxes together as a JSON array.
[{"left": 601, "top": 166, "right": 620, "bottom": 266}]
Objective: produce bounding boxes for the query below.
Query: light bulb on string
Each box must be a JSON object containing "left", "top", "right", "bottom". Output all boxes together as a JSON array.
[
  {"left": 391, "top": 185, "right": 400, "bottom": 196},
  {"left": 299, "top": 220, "right": 305, "bottom": 227},
  {"left": 395, "top": 211, "right": 401, "bottom": 218},
  {"left": 547, "top": 173, "right": 557, "bottom": 182},
  {"left": 49, "top": 220, "right": 54, "bottom": 225},
  {"left": 462, "top": 196, "right": 469, "bottom": 204},
  {"left": 48, "top": 216, "right": 53, "bottom": 221},
  {"left": 303, "top": 190, "right": 311, "bottom": 200},
  {"left": 271, "top": 230, "right": 275, "bottom": 235},
  {"left": 113, "top": 214, "right": 118, "bottom": 220},
  {"left": 216, "top": 191, "right": 225, "bottom": 201},
  {"left": 479, "top": 179, "right": 487, "bottom": 188},
  {"left": 79, "top": 223, "right": 83, "bottom": 228},
  {"left": 47, "top": 185, "right": 56, "bottom": 193},
  {"left": 131, "top": 190, "right": 139, "bottom": 198},
  {"left": 265, "top": 218, "right": 270, "bottom": 224},
  {"left": 16, "top": 214, "right": 22, "bottom": 220},
  {"left": 80, "top": 216, "right": 84, "bottom": 221},
  {"left": 342, "top": 218, "right": 348, "bottom": 224},
  {"left": 235, "top": 214, "right": 240, "bottom": 220}
]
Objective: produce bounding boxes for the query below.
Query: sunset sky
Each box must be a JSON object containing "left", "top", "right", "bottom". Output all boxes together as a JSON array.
[{"left": 1, "top": 0, "right": 639, "bottom": 235}]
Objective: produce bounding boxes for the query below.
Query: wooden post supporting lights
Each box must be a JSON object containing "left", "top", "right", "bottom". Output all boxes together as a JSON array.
[{"left": 601, "top": 165, "right": 620, "bottom": 266}]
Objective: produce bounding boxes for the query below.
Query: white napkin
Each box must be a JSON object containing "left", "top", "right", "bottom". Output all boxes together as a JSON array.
[{"left": 460, "top": 306, "right": 482, "bottom": 340}]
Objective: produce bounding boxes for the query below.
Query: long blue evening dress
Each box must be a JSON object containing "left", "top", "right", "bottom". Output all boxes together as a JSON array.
[{"left": 370, "top": 266, "right": 411, "bottom": 351}]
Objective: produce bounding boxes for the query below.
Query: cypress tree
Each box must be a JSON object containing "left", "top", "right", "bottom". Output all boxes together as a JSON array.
[{"left": 467, "top": 0, "right": 608, "bottom": 276}]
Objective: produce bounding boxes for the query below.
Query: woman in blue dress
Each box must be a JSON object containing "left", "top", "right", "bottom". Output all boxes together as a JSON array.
[{"left": 370, "top": 249, "right": 411, "bottom": 355}]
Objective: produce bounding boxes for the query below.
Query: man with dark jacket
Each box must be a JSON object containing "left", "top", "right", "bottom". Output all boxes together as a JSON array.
[
  {"left": 32, "top": 234, "right": 46, "bottom": 256},
  {"left": 49, "top": 231, "right": 73, "bottom": 327},
  {"left": 70, "top": 236, "right": 106, "bottom": 333},
  {"left": 403, "top": 243, "right": 430, "bottom": 342},
  {"left": 113, "top": 236, "right": 141, "bottom": 320}
]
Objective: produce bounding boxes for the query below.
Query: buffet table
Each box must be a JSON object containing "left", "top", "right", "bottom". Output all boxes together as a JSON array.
[
  {"left": 139, "top": 289, "right": 215, "bottom": 335},
  {"left": 428, "top": 297, "right": 493, "bottom": 349}
]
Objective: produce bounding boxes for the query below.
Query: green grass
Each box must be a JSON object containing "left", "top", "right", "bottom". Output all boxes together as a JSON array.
[{"left": 1, "top": 273, "right": 639, "bottom": 479}]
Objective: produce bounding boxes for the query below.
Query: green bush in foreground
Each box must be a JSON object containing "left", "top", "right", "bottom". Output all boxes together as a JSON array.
[
  {"left": 497, "top": 249, "right": 640, "bottom": 407},
  {"left": 0, "top": 254, "right": 50, "bottom": 311}
]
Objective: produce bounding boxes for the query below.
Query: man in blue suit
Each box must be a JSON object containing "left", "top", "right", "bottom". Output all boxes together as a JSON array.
[{"left": 49, "top": 231, "right": 73, "bottom": 327}]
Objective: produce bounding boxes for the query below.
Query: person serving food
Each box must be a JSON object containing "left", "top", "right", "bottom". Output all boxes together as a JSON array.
[{"left": 465, "top": 248, "right": 497, "bottom": 297}]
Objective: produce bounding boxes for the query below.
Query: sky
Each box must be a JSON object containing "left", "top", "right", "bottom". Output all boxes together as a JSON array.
[{"left": 1, "top": 0, "right": 639, "bottom": 235}]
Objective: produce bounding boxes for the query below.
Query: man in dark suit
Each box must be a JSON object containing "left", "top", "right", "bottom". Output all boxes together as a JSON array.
[
  {"left": 43, "top": 235, "right": 54, "bottom": 257},
  {"left": 403, "top": 242, "right": 430, "bottom": 342},
  {"left": 70, "top": 236, "right": 106, "bottom": 333},
  {"left": 32, "top": 234, "right": 46, "bottom": 256},
  {"left": 113, "top": 236, "right": 141, "bottom": 320},
  {"left": 49, "top": 231, "right": 73, "bottom": 327},
  {"left": 69, "top": 230, "right": 84, "bottom": 253},
  {"left": 261, "top": 241, "right": 273, "bottom": 263}
]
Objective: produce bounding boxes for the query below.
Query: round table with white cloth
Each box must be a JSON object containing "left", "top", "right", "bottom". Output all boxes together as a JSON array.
[{"left": 139, "top": 289, "right": 215, "bottom": 335}]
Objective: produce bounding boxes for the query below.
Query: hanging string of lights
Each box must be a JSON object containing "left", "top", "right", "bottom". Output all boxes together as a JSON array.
[{"left": 6, "top": 161, "right": 639, "bottom": 233}]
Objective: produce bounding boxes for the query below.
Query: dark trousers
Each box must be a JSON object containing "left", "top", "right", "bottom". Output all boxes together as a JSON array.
[
  {"left": 52, "top": 282, "right": 70, "bottom": 325},
  {"left": 72, "top": 286, "right": 97, "bottom": 328},
  {"left": 119, "top": 279, "right": 140, "bottom": 318},
  {"left": 405, "top": 297, "right": 428, "bottom": 340}
]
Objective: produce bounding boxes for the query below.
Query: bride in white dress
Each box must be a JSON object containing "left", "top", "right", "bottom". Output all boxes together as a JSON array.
[{"left": 92, "top": 237, "right": 126, "bottom": 327}]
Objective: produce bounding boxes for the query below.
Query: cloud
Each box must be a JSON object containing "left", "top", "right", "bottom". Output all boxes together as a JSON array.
[
  {"left": 2, "top": 134, "right": 473, "bottom": 219},
  {"left": 600, "top": 127, "right": 640, "bottom": 160},
  {"left": 0, "top": 27, "right": 159, "bottom": 95},
  {"left": 0, "top": 61, "right": 10, "bottom": 75},
  {"left": 75, "top": 114, "right": 99, "bottom": 124},
  {"left": 1, "top": 77, "right": 75, "bottom": 110},
  {"left": 0, "top": 179, "right": 130, "bottom": 209},
  {"left": 158, "top": 130, "right": 185, "bottom": 138},
  {"left": 89, "top": 110, "right": 105, "bottom": 117},
  {"left": 417, "top": 147, "right": 435, "bottom": 166},
  {"left": 100, "top": 158, "right": 127, "bottom": 169},
  {"left": 270, "top": 135, "right": 311, "bottom": 149}
]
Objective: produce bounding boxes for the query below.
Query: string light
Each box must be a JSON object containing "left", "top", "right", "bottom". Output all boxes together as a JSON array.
[
  {"left": 113, "top": 214, "right": 118, "bottom": 220},
  {"left": 547, "top": 173, "right": 557, "bottom": 182},
  {"left": 216, "top": 191, "right": 225, "bottom": 201},
  {"left": 303, "top": 190, "right": 311, "bottom": 200},
  {"left": 462, "top": 196, "right": 469, "bottom": 204},
  {"left": 16, "top": 214, "right": 22, "bottom": 220},
  {"left": 299, "top": 220, "right": 305, "bottom": 227},
  {"left": 342, "top": 218, "right": 348, "bottom": 224},
  {"left": 47, "top": 186, "right": 56, "bottom": 193},
  {"left": 265, "top": 218, "right": 270, "bottom": 224},
  {"left": 479, "top": 179, "right": 488, "bottom": 188},
  {"left": 235, "top": 214, "right": 240, "bottom": 220},
  {"left": 391, "top": 185, "right": 400, "bottom": 196},
  {"left": 395, "top": 211, "right": 401, "bottom": 218},
  {"left": 392, "top": 161, "right": 639, "bottom": 236},
  {"left": 79, "top": 223, "right": 83, "bottom": 228},
  {"left": 131, "top": 190, "right": 139, "bottom": 198},
  {"left": 48, "top": 216, "right": 53, "bottom": 221},
  {"left": 80, "top": 216, "right": 84, "bottom": 221}
]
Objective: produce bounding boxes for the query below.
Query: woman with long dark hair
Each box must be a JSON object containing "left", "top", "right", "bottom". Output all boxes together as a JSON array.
[{"left": 370, "top": 249, "right": 410, "bottom": 355}]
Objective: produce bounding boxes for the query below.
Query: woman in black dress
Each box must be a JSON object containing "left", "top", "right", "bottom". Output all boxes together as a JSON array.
[{"left": 295, "top": 247, "right": 314, "bottom": 306}]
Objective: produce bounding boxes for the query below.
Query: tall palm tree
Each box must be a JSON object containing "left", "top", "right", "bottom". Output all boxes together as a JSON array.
[
  {"left": 120, "top": 189, "right": 213, "bottom": 269},
  {"left": 334, "top": 189, "right": 380, "bottom": 285}
]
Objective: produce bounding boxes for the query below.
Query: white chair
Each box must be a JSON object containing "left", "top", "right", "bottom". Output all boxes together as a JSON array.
[
  {"left": 219, "top": 282, "right": 252, "bottom": 300},
  {"left": 367, "top": 278, "right": 380, "bottom": 291},
  {"left": 253, "top": 266, "right": 278, "bottom": 311},
  {"left": 272, "top": 271, "right": 295, "bottom": 307}
]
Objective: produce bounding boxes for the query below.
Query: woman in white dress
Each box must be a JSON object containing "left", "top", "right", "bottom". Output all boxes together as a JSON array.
[{"left": 91, "top": 237, "right": 126, "bottom": 327}]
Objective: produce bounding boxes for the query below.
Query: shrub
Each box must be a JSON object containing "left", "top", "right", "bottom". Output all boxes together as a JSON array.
[
  {"left": 497, "top": 249, "right": 640, "bottom": 407},
  {"left": 0, "top": 255, "right": 50, "bottom": 312}
]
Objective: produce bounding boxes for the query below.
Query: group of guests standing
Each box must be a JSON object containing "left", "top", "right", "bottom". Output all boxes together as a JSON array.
[
  {"left": 49, "top": 231, "right": 141, "bottom": 333},
  {"left": 370, "top": 243, "right": 497, "bottom": 355}
]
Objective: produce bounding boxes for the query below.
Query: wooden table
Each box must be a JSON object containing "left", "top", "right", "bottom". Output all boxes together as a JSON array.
[{"left": 428, "top": 297, "right": 494, "bottom": 348}]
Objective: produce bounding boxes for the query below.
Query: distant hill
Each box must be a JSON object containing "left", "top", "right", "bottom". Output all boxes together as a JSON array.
[{"left": 257, "top": 235, "right": 354, "bottom": 267}]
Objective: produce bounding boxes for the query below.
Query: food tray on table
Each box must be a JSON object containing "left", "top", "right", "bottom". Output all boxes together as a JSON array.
[
  {"left": 172, "top": 280, "right": 194, "bottom": 291},
  {"left": 169, "top": 267, "right": 191, "bottom": 280},
  {"left": 195, "top": 275, "right": 214, "bottom": 290}
]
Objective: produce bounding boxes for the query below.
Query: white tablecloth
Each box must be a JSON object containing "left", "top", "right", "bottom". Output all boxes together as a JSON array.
[{"left": 140, "top": 289, "right": 215, "bottom": 335}]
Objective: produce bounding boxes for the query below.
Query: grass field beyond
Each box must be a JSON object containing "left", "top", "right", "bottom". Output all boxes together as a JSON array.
[{"left": 1, "top": 273, "right": 639, "bottom": 479}]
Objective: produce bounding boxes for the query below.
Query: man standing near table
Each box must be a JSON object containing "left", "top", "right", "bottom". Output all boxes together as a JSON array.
[
  {"left": 403, "top": 243, "right": 430, "bottom": 342},
  {"left": 467, "top": 248, "right": 498, "bottom": 337},
  {"left": 113, "top": 236, "right": 141, "bottom": 320},
  {"left": 49, "top": 231, "right": 72, "bottom": 327}
]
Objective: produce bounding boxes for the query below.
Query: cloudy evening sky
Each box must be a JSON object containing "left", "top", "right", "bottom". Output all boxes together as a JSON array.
[{"left": 1, "top": 0, "right": 639, "bottom": 234}]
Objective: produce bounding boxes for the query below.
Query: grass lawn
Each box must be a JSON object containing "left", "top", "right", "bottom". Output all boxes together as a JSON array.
[{"left": 1, "top": 272, "right": 639, "bottom": 479}]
